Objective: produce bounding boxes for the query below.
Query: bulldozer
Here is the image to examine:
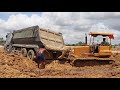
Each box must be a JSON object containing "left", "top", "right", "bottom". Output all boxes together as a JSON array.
[{"left": 58, "top": 32, "right": 115, "bottom": 66}]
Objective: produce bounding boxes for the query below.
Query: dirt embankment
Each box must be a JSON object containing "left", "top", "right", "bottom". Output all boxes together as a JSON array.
[{"left": 1, "top": 47, "right": 120, "bottom": 78}]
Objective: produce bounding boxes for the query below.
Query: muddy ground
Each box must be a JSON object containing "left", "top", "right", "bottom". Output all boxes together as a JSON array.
[{"left": 0, "top": 47, "right": 120, "bottom": 78}]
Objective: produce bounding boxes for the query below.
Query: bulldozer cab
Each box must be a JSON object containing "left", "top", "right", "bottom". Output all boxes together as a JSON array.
[{"left": 89, "top": 32, "right": 114, "bottom": 57}]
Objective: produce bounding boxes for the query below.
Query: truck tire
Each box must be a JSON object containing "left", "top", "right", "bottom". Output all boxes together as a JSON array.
[
  {"left": 21, "top": 48, "right": 27, "bottom": 57},
  {"left": 5, "top": 45, "right": 12, "bottom": 53},
  {"left": 5, "top": 46, "right": 9, "bottom": 53},
  {"left": 27, "top": 49, "right": 35, "bottom": 60}
]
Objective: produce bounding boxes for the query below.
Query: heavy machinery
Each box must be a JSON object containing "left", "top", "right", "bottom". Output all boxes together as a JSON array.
[
  {"left": 4, "top": 25, "right": 64, "bottom": 60},
  {"left": 58, "top": 32, "right": 115, "bottom": 66},
  {"left": 4, "top": 26, "right": 115, "bottom": 66}
]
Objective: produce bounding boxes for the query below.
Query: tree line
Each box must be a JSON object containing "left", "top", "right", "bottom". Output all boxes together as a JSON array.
[
  {"left": 0, "top": 38, "right": 5, "bottom": 45},
  {"left": 66, "top": 41, "right": 85, "bottom": 46}
]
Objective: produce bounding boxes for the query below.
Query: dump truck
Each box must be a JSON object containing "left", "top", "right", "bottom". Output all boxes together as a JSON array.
[
  {"left": 4, "top": 25, "right": 64, "bottom": 60},
  {"left": 58, "top": 32, "right": 115, "bottom": 66}
]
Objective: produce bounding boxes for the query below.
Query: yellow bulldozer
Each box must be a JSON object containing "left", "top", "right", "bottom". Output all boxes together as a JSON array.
[{"left": 58, "top": 32, "right": 115, "bottom": 66}]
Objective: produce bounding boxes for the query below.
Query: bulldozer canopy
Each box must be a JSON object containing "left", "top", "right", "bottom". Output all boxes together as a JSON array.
[{"left": 89, "top": 32, "right": 114, "bottom": 39}]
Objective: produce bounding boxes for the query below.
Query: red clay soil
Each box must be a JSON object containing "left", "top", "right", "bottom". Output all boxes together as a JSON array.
[{"left": 0, "top": 47, "right": 120, "bottom": 78}]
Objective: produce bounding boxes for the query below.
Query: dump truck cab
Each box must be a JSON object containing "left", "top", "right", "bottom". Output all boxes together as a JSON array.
[
  {"left": 89, "top": 32, "right": 114, "bottom": 57},
  {"left": 4, "top": 32, "right": 13, "bottom": 53}
]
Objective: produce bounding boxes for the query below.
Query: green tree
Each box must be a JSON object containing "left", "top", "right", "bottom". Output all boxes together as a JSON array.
[
  {"left": 76, "top": 41, "right": 83, "bottom": 46},
  {"left": 66, "top": 41, "right": 84, "bottom": 46}
]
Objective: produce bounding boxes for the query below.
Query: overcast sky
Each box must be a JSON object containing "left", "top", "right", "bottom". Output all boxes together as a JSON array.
[{"left": 0, "top": 12, "right": 120, "bottom": 44}]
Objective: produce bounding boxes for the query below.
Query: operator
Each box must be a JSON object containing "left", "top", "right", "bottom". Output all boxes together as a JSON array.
[
  {"left": 100, "top": 38, "right": 109, "bottom": 46},
  {"left": 93, "top": 40, "right": 99, "bottom": 53}
]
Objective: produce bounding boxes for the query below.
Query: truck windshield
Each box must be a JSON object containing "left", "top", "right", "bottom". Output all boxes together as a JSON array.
[{"left": 5, "top": 33, "right": 13, "bottom": 45}]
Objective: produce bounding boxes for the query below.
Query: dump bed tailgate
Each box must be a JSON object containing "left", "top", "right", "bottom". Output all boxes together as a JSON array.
[{"left": 39, "top": 28, "right": 64, "bottom": 51}]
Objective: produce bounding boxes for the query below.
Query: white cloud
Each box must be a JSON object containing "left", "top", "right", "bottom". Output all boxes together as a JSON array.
[
  {"left": 0, "top": 12, "right": 120, "bottom": 44},
  {"left": 0, "top": 12, "right": 20, "bottom": 14}
]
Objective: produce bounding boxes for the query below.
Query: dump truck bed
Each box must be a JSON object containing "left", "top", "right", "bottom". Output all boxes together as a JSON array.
[{"left": 12, "top": 25, "right": 64, "bottom": 51}]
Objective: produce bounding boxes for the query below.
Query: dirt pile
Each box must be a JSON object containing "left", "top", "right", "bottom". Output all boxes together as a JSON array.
[
  {"left": 0, "top": 47, "right": 120, "bottom": 78},
  {"left": 0, "top": 47, "right": 38, "bottom": 78}
]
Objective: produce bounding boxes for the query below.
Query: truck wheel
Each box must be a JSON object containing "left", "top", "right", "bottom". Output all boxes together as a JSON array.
[
  {"left": 21, "top": 48, "right": 27, "bottom": 57},
  {"left": 27, "top": 50, "right": 35, "bottom": 60},
  {"left": 5, "top": 46, "right": 9, "bottom": 53},
  {"left": 6, "top": 45, "right": 12, "bottom": 53}
]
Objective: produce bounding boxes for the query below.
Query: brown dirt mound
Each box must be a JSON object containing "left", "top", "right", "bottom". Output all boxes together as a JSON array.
[{"left": 1, "top": 47, "right": 120, "bottom": 78}]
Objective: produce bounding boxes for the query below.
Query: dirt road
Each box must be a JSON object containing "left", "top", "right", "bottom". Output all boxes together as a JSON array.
[{"left": 0, "top": 47, "right": 120, "bottom": 78}]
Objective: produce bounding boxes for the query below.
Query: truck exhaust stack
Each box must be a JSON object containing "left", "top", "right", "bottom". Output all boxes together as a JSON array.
[{"left": 85, "top": 33, "right": 87, "bottom": 45}]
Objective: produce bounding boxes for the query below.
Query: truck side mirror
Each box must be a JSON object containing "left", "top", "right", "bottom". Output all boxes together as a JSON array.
[{"left": 6, "top": 35, "right": 8, "bottom": 38}]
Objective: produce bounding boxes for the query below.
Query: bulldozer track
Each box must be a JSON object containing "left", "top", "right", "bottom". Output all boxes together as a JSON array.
[
  {"left": 58, "top": 57, "right": 115, "bottom": 67},
  {"left": 70, "top": 60, "right": 115, "bottom": 67},
  {"left": 71, "top": 57, "right": 115, "bottom": 61}
]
